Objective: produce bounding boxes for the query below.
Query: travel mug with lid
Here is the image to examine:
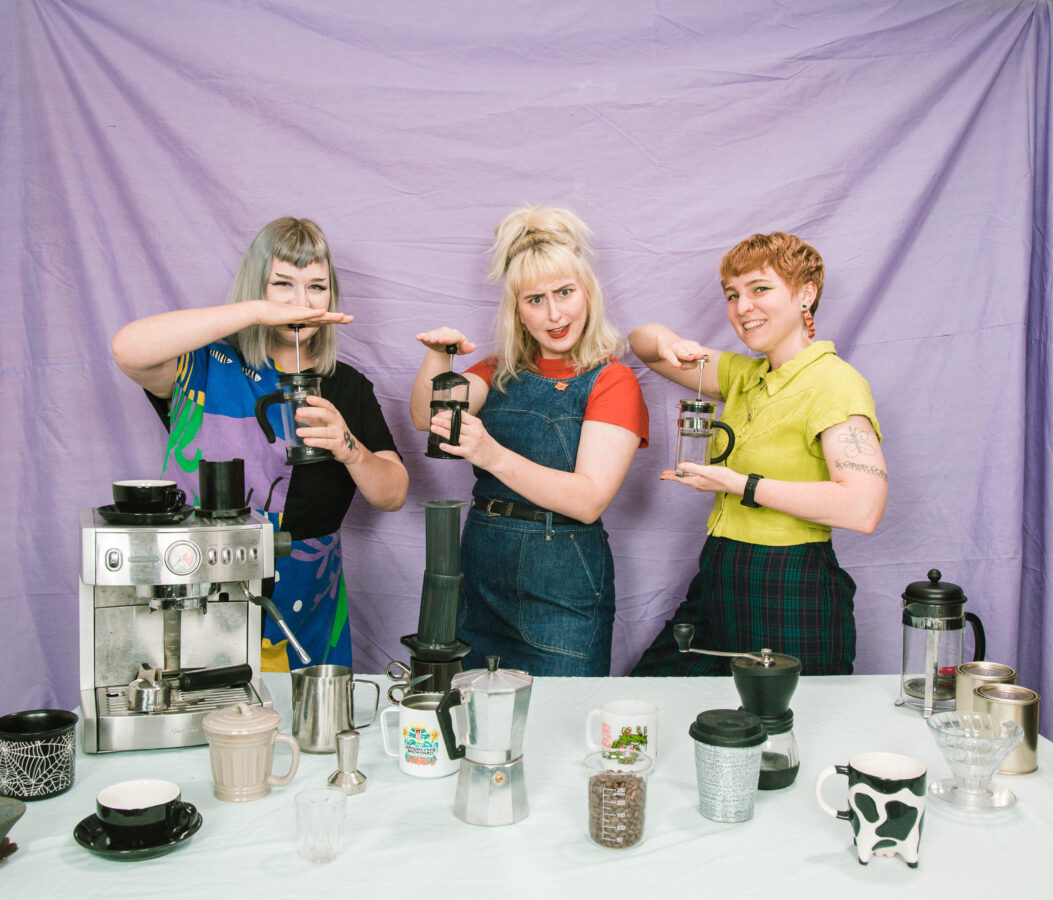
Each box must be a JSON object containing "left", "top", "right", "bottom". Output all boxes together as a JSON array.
[{"left": 689, "top": 709, "right": 767, "bottom": 823}]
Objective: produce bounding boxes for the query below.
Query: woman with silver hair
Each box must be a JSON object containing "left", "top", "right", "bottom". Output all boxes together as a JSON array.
[
  {"left": 411, "top": 206, "right": 649, "bottom": 676},
  {"left": 113, "top": 217, "right": 408, "bottom": 670}
]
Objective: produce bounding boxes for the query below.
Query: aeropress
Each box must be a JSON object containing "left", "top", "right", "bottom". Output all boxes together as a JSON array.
[{"left": 388, "top": 500, "right": 471, "bottom": 699}]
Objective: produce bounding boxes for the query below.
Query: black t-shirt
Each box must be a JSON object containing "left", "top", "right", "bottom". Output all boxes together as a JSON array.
[{"left": 148, "top": 360, "right": 400, "bottom": 541}]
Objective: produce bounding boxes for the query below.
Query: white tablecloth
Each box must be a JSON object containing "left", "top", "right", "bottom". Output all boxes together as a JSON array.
[{"left": 2, "top": 674, "right": 1048, "bottom": 898}]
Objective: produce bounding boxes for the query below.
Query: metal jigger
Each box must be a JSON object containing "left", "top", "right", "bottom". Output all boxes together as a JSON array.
[
  {"left": 674, "top": 623, "right": 802, "bottom": 789},
  {"left": 392, "top": 500, "right": 471, "bottom": 698}
]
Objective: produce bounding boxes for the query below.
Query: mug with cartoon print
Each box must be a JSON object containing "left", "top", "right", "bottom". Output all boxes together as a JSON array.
[{"left": 585, "top": 700, "right": 658, "bottom": 766}]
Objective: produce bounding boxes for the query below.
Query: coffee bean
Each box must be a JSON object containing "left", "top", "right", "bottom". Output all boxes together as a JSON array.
[{"left": 588, "top": 772, "right": 646, "bottom": 849}]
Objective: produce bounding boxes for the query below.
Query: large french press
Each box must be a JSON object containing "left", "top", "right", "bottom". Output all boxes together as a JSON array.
[
  {"left": 674, "top": 623, "right": 801, "bottom": 790},
  {"left": 675, "top": 360, "right": 734, "bottom": 475},
  {"left": 897, "top": 569, "right": 985, "bottom": 717},
  {"left": 427, "top": 344, "right": 470, "bottom": 460}
]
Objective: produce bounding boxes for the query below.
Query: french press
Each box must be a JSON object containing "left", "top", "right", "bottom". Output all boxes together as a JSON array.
[
  {"left": 254, "top": 373, "right": 333, "bottom": 465},
  {"left": 897, "top": 569, "right": 986, "bottom": 717},
  {"left": 675, "top": 360, "right": 734, "bottom": 475},
  {"left": 427, "top": 344, "right": 470, "bottom": 460}
]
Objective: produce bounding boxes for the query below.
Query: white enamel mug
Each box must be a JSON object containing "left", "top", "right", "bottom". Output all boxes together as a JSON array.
[{"left": 381, "top": 693, "right": 458, "bottom": 778}]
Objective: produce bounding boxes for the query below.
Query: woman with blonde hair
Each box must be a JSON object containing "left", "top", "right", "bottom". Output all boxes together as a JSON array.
[
  {"left": 411, "top": 206, "right": 648, "bottom": 675},
  {"left": 113, "top": 217, "right": 408, "bottom": 670}
]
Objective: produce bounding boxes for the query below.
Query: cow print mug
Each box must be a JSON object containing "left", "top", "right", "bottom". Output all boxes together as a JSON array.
[{"left": 815, "top": 752, "right": 926, "bottom": 868}]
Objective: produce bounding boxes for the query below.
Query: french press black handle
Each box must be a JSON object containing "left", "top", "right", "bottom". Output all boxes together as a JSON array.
[
  {"left": 435, "top": 688, "right": 467, "bottom": 760},
  {"left": 710, "top": 421, "right": 735, "bottom": 464},
  {"left": 254, "top": 390, "right": 284, "bottom": 443},
  {"left": 965, "top": 611, "right": 986, "bottom": 662},
  {"left": 448, "top": 405, "right": 463, "bottom": 446}
]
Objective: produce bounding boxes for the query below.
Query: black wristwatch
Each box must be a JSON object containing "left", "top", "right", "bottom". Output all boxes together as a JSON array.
[{"left": 741, "top": 473, "right": 763, "bottom": 508}]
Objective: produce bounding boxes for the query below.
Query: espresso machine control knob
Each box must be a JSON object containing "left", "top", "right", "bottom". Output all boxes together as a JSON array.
[{"left": 274, "top": 530, "right": 293, "bottom": 558}]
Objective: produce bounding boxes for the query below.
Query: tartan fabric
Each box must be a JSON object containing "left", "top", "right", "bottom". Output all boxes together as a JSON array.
[{"left": 631, "top": 536, "right": 856, "bottom": 676}]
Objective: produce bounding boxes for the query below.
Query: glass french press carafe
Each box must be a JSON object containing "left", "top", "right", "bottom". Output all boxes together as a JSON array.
[
  {"left": 254, "top": 372, "right": 333, "bottom": 465},
  {"left": 674, "top": 360, "right": 734, "bottom": 475},
  {"left": 897, "top": 569, "right": 986, "bottom": 717},
  {"left": 675, "top": 399, "right": 735, "bottom": 474},
  {"left": 427, "top": 344, "right": 470, "bottom": 460}
]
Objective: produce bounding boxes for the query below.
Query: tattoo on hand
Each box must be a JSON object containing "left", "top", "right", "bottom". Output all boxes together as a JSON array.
[
  {"left": 837, "top": 426, "right": 875, "bottom": 458},
  {"left": 343, "top": 430, "right": 355, "bottom": 455},
  {"left": 835, "top": 460, "right": 887, "bottom": 482}
]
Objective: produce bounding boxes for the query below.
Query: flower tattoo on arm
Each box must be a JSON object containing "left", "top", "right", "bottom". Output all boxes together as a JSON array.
[
  {"left": 837, "top": 426, "right": 876, "bottom": 457},
  {"left": 343, "top": 430, "right": 355, "bottom": 455}
]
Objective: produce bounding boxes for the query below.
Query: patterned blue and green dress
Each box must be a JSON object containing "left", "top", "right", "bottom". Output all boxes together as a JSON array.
[{"left": 147, "top": 339, "right": 399, "bottom": 670}]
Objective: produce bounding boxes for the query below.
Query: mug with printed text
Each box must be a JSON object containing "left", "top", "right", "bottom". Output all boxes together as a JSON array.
[{"left": 381, "top": 693, "right": 458, "bottom": 778}]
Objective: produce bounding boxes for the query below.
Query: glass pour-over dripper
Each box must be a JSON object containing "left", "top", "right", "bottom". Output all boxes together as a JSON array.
[{"left": 926, "top": 711, "right": 1023, "bottom": 812}]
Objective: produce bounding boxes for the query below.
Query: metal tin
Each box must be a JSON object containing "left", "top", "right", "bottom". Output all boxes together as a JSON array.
[
  {"left": 955, "top": 661, "right": 1016, "bottom": 713},
  {"left": 973, "top": 683, "right": 1040, "bottom": 774}
]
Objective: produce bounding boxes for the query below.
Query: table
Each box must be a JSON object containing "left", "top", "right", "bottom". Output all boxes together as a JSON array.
[{"left": 2, "top": 674, "right": 1049, "bottom": 898}]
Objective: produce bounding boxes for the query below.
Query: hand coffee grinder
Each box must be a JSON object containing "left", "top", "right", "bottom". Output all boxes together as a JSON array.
[
  {"left": 426, "top": 344, "right": 470, "bottom": 459},
  {"left": 387, "top": 500, "right": 472, "bottom": 699},
  {"left": 674, "top": 624, "right": 802, "bottom": 789},
  {"left": 436, "top": 656, "right": 533, "bottom": 826}
]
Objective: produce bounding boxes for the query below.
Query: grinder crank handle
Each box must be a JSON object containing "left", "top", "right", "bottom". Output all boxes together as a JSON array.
[
  {"left": 672, "top": 623, "right": 772, "bottom": 665},
  {"left": 238, "top": 582, "right": 311, "bottom": 665}
]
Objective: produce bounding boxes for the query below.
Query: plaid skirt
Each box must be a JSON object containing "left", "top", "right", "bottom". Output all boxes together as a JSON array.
[{"left": 631, "top": 536, "right": 856, "bottom": 676}]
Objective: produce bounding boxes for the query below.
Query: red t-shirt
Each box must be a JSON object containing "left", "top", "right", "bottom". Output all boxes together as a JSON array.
[{"left": 466, "top": 356, "right": 649, "bottom": 447}]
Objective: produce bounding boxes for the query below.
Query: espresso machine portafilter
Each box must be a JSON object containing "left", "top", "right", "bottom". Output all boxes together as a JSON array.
[{"left": 78, "top": 500, "right": 303, "bottom": 753}]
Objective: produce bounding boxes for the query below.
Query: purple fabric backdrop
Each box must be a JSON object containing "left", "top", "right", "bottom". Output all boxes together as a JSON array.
[{"left": 3, "top": 1, "right": 1051, "bottom": 734}]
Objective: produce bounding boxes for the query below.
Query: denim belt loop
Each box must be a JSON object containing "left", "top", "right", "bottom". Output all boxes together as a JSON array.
[{"left": 544, "top": 511, "right": 554, "bottom": 541}]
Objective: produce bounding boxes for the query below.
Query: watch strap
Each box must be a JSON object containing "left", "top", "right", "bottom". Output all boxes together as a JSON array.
[{"left": 741, "top": 473, "right": 763, "bottom": 508}]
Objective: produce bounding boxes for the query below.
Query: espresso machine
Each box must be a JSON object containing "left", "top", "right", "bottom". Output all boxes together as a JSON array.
[
  {"left": 78, "top": 492, "right": 301, "bottom": 753},
  {"left": 387, "top": 500, "right": 471, "bottom": 700}
]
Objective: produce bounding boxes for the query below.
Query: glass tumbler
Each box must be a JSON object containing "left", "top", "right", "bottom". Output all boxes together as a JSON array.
[{"left": 295, "top": 787, "right": 346, "bottom": 863}]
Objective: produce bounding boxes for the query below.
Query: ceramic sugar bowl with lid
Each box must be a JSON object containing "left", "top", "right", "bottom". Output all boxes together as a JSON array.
[{"left": 202, "top": 703, "right": 300, "bottom": 802}]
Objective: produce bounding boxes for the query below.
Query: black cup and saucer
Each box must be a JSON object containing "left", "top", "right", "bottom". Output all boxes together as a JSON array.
[
  {"left": 99, "top": 480, "right": 193, "bottom": 525},
  {"left": 73, "top": 779, "right": 202, "bottom": 861}
]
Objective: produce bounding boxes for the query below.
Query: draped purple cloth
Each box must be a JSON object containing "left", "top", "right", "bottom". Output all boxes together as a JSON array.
[{"left": 3, "top": 1, "right": 1051, "bottom": 735}]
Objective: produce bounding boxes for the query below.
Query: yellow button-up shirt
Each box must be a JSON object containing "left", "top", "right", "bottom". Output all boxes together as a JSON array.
[{"left": 707, "top": 341, "right": 881, "bottom": 546}]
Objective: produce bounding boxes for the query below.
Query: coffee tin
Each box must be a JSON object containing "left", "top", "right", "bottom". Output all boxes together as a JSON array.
[
  {"left": 973, "top": 683, "right": 1040, "bottom": 774},
  {"left": 955, "top": 661, "right": 1016, "bottom": 713}
]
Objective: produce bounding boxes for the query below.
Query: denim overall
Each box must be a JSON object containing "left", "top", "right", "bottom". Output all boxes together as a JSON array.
[{"left": 459, "top": 364, "right": 615, "bottom": 676}]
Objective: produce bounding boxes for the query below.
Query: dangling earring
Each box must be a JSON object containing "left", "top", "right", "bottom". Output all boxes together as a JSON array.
[{"left": 801, "top": 303, "right": 815, "bottom": 340}]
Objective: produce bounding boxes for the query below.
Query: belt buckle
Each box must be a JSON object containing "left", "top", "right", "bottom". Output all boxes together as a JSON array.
[{"left": 485, "top": 499, "right": 509, "bottom": 518}]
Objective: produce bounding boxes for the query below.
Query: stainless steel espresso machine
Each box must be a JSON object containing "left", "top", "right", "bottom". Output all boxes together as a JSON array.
[{"left": 78, "top": 502, "right": 297, "bottom": 753}]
